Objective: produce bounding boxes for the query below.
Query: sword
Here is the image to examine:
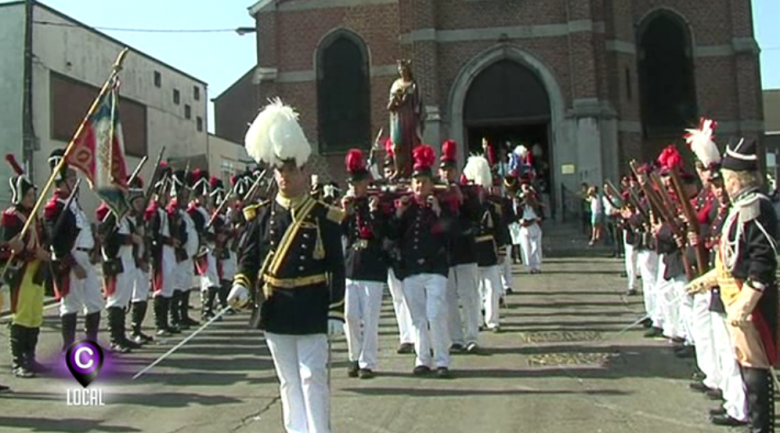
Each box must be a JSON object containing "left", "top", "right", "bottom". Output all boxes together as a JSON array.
[{"left": 132, "top": 306, "right": 230, "bottom": 380}]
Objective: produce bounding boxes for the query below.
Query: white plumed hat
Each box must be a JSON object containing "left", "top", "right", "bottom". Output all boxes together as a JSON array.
[
  {"left": 245, "top": 98, "right": 311, "bottom": 168},
  {"left": 684, "top": 118, "right": 721, "bottom": 170},
  {"left": 463, "top": 155, "right": 492, "bottom": 188}
]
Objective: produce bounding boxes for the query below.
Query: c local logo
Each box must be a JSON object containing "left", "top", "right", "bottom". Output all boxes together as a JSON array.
[{"left": 65, "top": 340, "right": 104, "bottom": 388}]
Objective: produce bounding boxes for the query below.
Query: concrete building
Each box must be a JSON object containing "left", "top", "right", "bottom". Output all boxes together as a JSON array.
[
  {"left": 0, "top": 1, "right": 235, "bottom": 215},
  {"left": 215, "top": 0, "right": 765, "bottom": 216}
]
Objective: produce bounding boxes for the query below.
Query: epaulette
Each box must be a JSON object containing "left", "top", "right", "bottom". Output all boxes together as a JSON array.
[
  {"left": 1, "top": 209, "right": 18, "bottom": 227},
  {"left": 322, "top": 201, "right": 346, "bottom": 224},
  {"left": 243, "top": 200, "right": 269, "bottom": 222}
]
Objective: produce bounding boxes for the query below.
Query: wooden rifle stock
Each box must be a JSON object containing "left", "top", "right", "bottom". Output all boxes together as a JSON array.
[
  {"left": 668, "top": 168, "right": 708, "bottom": 274},
  {"left": 647, "top": 171, "right": 695, "bottom": 280}
]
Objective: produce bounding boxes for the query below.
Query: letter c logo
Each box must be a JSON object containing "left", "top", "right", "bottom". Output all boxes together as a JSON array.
[{"left": 75, "top": 347, "right": 94, "bottom": 370}]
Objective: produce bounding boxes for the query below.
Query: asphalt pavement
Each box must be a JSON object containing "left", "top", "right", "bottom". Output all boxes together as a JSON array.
[{"left": 0, "top": 257, "right": 751, "bottom": 433}]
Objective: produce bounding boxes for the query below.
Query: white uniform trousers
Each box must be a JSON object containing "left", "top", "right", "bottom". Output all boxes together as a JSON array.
[
  {"left": 712, "top": 311, "right": 748, "bottom": 422},
  {"left": 678, "top": 285, "right": 694, "bottom": 344},
  {"left": 623, "top": 240, "right": 638, "bottom": 291},
  {"left": 220, "top": 251, "right": 237, "bottom": 282},
  {"left": 265, "top": 332, "right": 330, "bottom": 433},
  {"left": 344, "top": 279, "right": 384, "bottom": 370},
  {"left": 519, "top": 224, "right": 542, "bottom": 272},
  {"left": 60, "top": 251, "right": 103, "bottom": 316},
  {"left": 637, "top": 250, "right": 659, "bottom": 325},
  {"left": 199, "top": 252, "right": 220, "bottom": 291},
  {"left": 446, "top": 263, "right": 480, "bottom": 346},
  {"left": 500, "top": 252, "right": 512, "bottom": 291},
  {"left": 106, "top": 269, "right": 135, "bottom": 309},
  {"left": 387, "top": 269, "right": 414, "bottom": 345},
  {"left": 131, "top": 269, "right": 151, "bottom": 303},
  {"left": 479, "top": 265, "right": 503, "bottom": 330},
  {"left": 174, "top": 258, "right": 195, "bottom": 293},
  {"left": 658, "top": 275, "right": 688, "bottom": 340},
  {"left": 691, "top": 292, "right": 719, "bottom": 389},
  {"left": 403, "top": 273, "right": 450, "bottom": 368},
  {"left": 154, "top": 246, "right": 176, "bottom": 298}
]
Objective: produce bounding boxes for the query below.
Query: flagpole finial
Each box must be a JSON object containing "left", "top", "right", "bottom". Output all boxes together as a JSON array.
[{"left": 113, "top": 48, "right": 130, "bottom": 72}]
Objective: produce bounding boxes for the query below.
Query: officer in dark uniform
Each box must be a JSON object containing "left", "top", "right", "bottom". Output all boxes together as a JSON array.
[{"left": 228, "top": 99, "right": 345, "bottom": 433}]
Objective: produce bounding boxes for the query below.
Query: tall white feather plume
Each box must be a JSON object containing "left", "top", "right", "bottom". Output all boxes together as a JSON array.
[
  {"left": 514, "top": 145, "right": 529, "bottom": 159},
  {"left": 684, "top": 119, "right": 721, "bottom": 168},
  {"left": 463, "top": 155, "right": 492, "bottom": 188},
  {"left": 244, "top": 98, "right": 311, "bottom": 167}
]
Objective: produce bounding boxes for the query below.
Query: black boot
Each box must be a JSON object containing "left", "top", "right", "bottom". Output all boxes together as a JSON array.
[
  {"left": 61, "top": 313, "right": 78, "bottom": 351},
  {"left": 119, "top": 308, "right": 142, "bottom": 349},
  {"left": 169, "top": 291, "right": 183, "bottom": 333},
  {"left": 207, "top": 287, "right": 221, "bottom": 321},
  {"left": 180, "top": 290, "right": 199, "bottom": 328},
  {"left": 200, "top": 288, "right": 215, "bottom": 320},
  {"left": 218, "top": 281, "right": 234, "bottom": 314},
  {"left": 130, "top": 301, "right": 154, "bottom": 344},
  {"left": 108, "top": 307, "right": 131, "bottom": 353},
  {"left": 154, "top": 296, "right": 172, "bottom": 337},
  {"left": 26, "top": 327, "right": 49, "bottom": 374},
  {"left": 10, "top": 325, "right": 35, "bottom": 378},
  {"left": 84, "top": 312, "right": 100, "bottom": 343},
  {"left": 743, "top": 367, "right": 774, "bottom": 433}
]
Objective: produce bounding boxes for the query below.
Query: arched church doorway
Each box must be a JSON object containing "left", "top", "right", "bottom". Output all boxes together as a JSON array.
[{"left": 463, "top": 59, "right": 553, "bottom": 216}]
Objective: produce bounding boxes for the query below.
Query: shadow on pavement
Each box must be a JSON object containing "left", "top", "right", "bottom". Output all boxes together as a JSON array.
[{"left": 0, "top": 416, "right": 141, "bottom": 432}]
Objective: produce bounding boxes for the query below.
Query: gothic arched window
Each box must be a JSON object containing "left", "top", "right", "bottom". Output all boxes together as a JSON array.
[
  {"left": 317, "top": 32, "right": 371, "bottom": 152},
  {"left": 637, "top": 11, "right": 698, "bottom": 137}
]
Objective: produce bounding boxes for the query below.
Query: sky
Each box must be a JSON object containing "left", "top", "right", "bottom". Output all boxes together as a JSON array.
[{"left": 3, "top": 0, "right": 779, "bottom": 133}]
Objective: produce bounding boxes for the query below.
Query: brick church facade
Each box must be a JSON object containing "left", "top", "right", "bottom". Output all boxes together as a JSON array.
[{"left": 214, "top": 0, "right": 763, "bottom": 214}]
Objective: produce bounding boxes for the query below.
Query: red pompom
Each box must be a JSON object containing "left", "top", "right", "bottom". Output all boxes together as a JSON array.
[
  {"left": 210, "top": 176, "right": 220, "bottom": 189},
  {"left": 5, "top": 154, "right": 24, "bottom": 175},
  {"left": 383, "top": 138, "right": 394, "bottom": 156},
  {"left": 441, "top": 140, "right": 457, "bottom": 162},
  {"left": 460, "top": 174, "right": 468, "bottom": 185},
  {"left": 345, "top": 149, "right": 366, "bottom": 174},
  {"left": 413, "top": 145, "right": 436, "bottom": 171},
  {"left": 230, "top": 175, "right": 238, "bottom": 186},
  {"left": 657, "top": 145, "right": 683, "bottom": 171}
]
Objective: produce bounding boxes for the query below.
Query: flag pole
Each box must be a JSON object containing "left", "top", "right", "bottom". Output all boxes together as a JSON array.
[
  {"left": 16, "top": 47, "right": 129, "bottom": 241},
  {"left": 0, "top": 48, "right": 130, "bottom": 286}
]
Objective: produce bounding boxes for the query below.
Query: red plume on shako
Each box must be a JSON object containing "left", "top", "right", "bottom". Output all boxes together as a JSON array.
[
  {"left": 345, "top": 149, "right": 370, "bottom": 183},
  {"left": 412, "top": 145, "right": 436, "bottom": 177}
]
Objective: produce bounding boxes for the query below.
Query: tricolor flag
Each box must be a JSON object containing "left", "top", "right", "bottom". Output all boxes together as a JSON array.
[{"left": 67, "top": 77, "right": 130, "bottom": 219}]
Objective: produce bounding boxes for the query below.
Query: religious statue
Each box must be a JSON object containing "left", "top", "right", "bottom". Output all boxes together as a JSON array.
[{"left": 388, "top": 59, "right": 425, "bottom": 179}]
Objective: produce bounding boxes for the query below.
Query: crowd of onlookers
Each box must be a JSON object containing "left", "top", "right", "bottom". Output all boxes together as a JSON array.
[{"left": 580, "top": 181, "right": 625, "bottom": 259}]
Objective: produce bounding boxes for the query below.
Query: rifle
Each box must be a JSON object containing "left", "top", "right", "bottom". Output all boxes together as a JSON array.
[
  {"left": 668, "top": 168, "right": 708, "bottom": 273},
  {"left": 242, "top": 168, "right": 268, "bottom": 203},
  {"left": 603, "top": 180, "right": 625, "bottom": 210},
  {"left": 51, "top": 179, "right": 82, "bottom": 239},
  {"left": 142, "top": 147, "right": 168, "bottom": 213},
  {"left": 648, "top": 171, "right": 695, "bottom": 280}
]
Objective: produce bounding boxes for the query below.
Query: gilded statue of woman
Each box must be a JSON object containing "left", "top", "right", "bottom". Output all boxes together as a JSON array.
[{"left": 388, "top": 60, "right": 425, "bottom": 179}]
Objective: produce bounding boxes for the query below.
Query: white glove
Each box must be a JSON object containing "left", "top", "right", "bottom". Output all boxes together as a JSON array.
[
  {"left": 328, "top": 319, "right": 344, "bottom": 337},
  {"left": 227, "top": 285, "right": 250, "bottom": 310}
]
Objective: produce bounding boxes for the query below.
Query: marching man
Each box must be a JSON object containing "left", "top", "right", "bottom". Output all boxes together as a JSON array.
[
  {"left": 388, "top": 145, "right": 453, "bottom": 378},
  {"left": 146, "top": 163, "right": 178, "bottom": 337},
  {"left": 229, "top": 99, "right": 346, "bottom": 433},
  {"left": 440, "top": 140, "right": 482, "bottom": 354},
  {"left": 341, "top": 149, "right": 387, "bottom": 379}
]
